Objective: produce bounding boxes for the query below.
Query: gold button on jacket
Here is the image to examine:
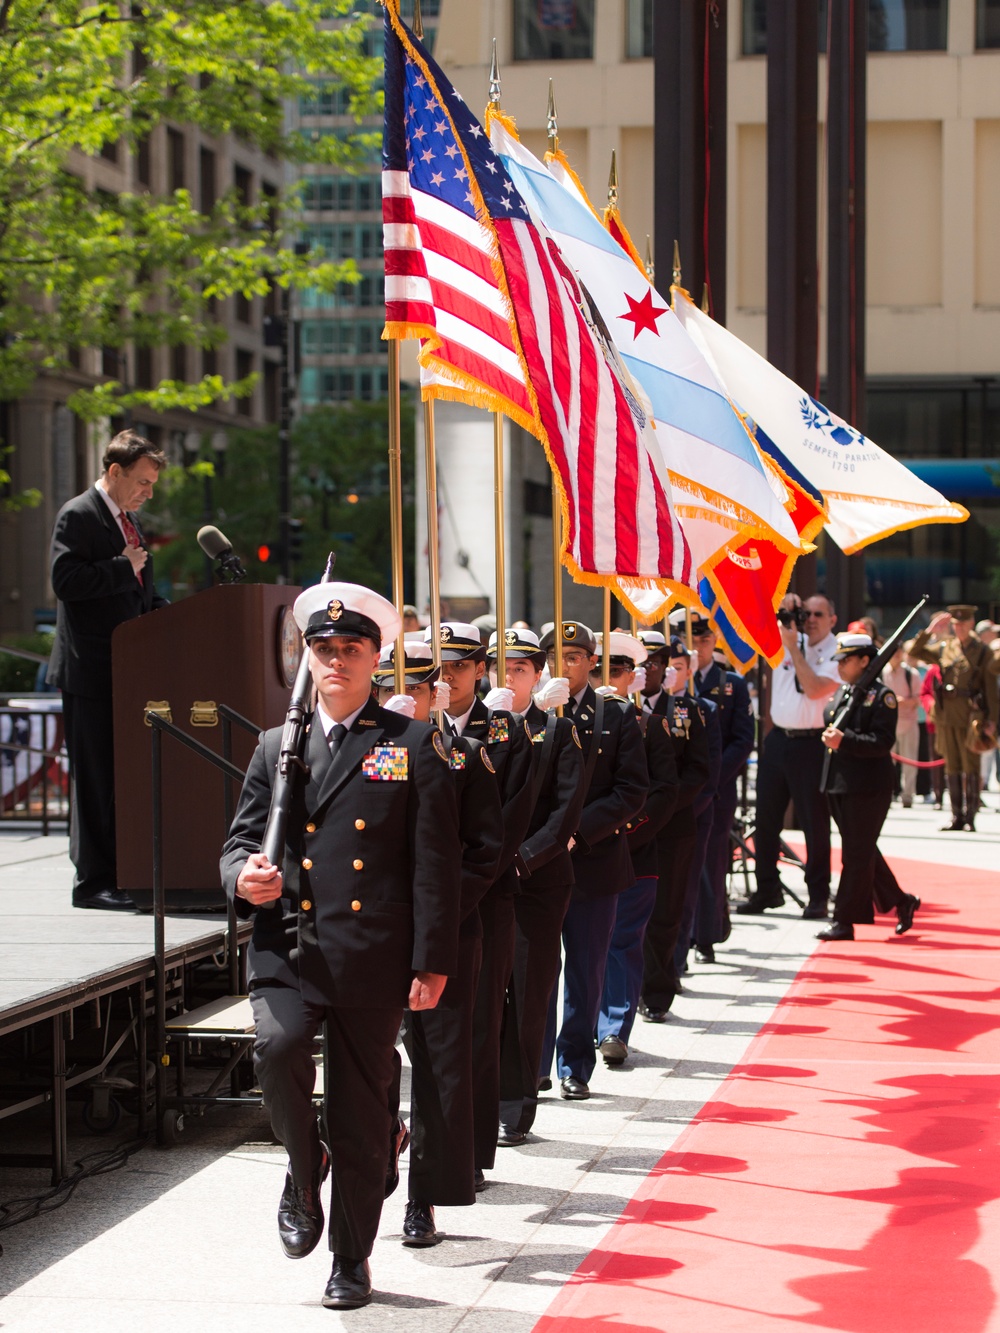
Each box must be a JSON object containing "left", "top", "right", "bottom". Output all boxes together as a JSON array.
[
  {"left": 353, "top": 858, "right": 364, "bottom": 870},
  {"left": 355, "top": 818, "right": 366, "bottom": 830},
  {"left": 300, "top": 899, "right": 312, "bottom": 912},
  {"left": 302, "top": 857, "right": 313, "bottom": 870},
  {"left": 351, "top": 899, "right": 362, "bottom": 912},
  {"left": 305, "top": 822, "right": 316, "bottom": 834}
]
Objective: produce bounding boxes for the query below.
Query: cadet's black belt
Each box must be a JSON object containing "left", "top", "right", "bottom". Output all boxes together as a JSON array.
[
  {"left": 776, "top": 726, "right": 824, "bottom": 737},
  {"left": 943, "top": 686, "right": 972, "bottom": 696}
]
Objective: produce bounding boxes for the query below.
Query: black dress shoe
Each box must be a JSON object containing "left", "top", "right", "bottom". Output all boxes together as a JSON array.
[
  {"left": 72, "top": 887, "right": 138, "bottom": 912},
  {"left": 402, "top": 1200, "right": 441, "bottom": 1246},
  {"left": 278, "top": 1142, "right": 330, "bottom": 1259},
  {"left": 537, "top": 1076, "right": 552, "bottom": 1092},
  {"left": 817, "top": 922, "right": 855, "bottom": 941},
  {"left": 474, "top": 1168, "right": 486, "bottom": 1192},
  {"left": 694, "top": 945, "right": 716, "bottom": 964},
  {"left": 802, "top": 902, "right": 829, "bottom": 920},
  {"left": 895, "top": 894, "right": 921, "bottom": 936},
  {"left": 384, "top": 1115, "right": 411, "bottom": 1198},
  {"left": 322, "top": 1255, "right": 372, "bottom": 1309},
  {"left": 598, "top": 1034, "right": 628, "bottom": 1066},
  {"left": 736, "top": 890, "right": 784, "bottom": 914},
  {"left": 497, "top": 1123, "right": 527, "bottom": 1147},
  {"left": 559, "top": 1076, "right": 590, "bottom": 1100},
  {"left": 637, "top": 999, "right": 669, "bottom": 1023}
]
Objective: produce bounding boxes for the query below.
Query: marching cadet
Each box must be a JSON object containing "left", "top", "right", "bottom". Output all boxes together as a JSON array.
[
  {"left": 817, "top": 633, "right": 920, "bottom": 941},
  {"left": 689, "top": 614, "right": 755, "bottom": 960},
  {"left": 910, "top": 605, "right": 999, "bottom": 831},
  {"left": 374, "top": 644, "right": 504, "bottom": 1247},
  {"left": 638, "top": 630, "right": 675, "bottom": 716},
  {"left": 640, "top": 638, "right": 711, "bottom": 1020},
  {"left": 485, "top": 628, "right": 586, "bottom": 1144},
  {"left": 593, "top": 632, "right": 680, "bottom": 1067},
  {"left": 537, "top": 620, "right": 647, "bottom": 1101},
  {"left": 220, "top": 584, "right": 462, "bottom": 1310},
  {"left": 425, "top": 622, "right": 535, "bottom": 1183}
]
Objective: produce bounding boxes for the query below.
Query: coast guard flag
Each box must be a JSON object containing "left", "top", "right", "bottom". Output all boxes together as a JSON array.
[
  {"left": 673, "top": 287, "right": 969, "bottom": 553},
  {"left": 504, "top": 130, "right": 806, "bottom": 663},
  {"left": 381, "top": 1, "right": 694, "bottom": 608}
]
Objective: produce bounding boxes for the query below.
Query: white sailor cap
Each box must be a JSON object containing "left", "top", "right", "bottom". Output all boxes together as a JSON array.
[
  {"left": 423, "top": 621, "right": 485, "bottom": 660},
  {"left": 487, "top": 627, "right": 544, "bottom": 659},
  {"left": 833, "top": 632, "right": 877, "bottom": 660},
  {"left": 293, "top": 582, "right": 400, "bottom": 649},
  {"left": 594, "top": 631, "right": 648, "bottom": 667},
  {"left": 372, "top": 641, "right": 441, "bottom": 686}
]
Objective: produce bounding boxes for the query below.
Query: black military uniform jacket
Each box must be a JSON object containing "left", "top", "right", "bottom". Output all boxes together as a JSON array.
[
  {"left": 443, "top": 732, "right": 504, "bottom": 940},
  {"left": 656, "top": 691, "right": 711, "bottom": 839},
  {"left": 567, "top": 685, "right": 648, "bottom": 900},
  {"left": 627, "top": 707, "right": 681, "bottom": 879},
  {"left": 220, "top": 697, "right": 462, "bottom": 1010},
  {"left": 823, "top": 681, "right": 898, "bottom": 796},
  {"left": 452, "top": 697, "right": 535, "bottom": 891},
  {"left": 696, "top": 662, "right": 755, "bottom": 789},
  {"left": 518, "top": 701, "right": 586, "bottom": 889},
  {"left": 48, "top": 485, "right": 167, "bottom": 698}
]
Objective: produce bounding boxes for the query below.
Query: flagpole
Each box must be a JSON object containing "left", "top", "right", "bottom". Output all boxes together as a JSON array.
[
  {"left": 493, "top": 411, "right": 507, "bottom": 680},
  {"left": 602, "top": 587, "right": 611, "bottom": 688},
  {"left": 424, "top": 399, "right": 444, "bottom": 722},
  {"left": 547, "top": 80, "right": 564, "bottom": 708},
  {"left": 630, "top": 612, "right": 642, "bottom": 710},
  {"left": 387, "top": 339, "right": 407, "bottom": 695}
]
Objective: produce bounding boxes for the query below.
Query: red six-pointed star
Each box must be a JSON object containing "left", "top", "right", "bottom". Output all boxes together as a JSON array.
[{"left": 618, "top": 289, "right": 669, "bottom": 340}]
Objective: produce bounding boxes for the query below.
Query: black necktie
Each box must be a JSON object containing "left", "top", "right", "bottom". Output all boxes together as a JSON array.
[
  {"left": 566, "top": 698, "right": 577, "bottom": 718},
  {"left": 328, "top": 723, "right": 347, "bottom": 757}
]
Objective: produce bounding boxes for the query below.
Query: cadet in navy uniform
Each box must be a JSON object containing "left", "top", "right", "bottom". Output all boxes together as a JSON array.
[
  {"left": 487, "top": 628, "right": 586, "bottom": 1143},
  {"left": 690, "top": 615, "right": 755, "bottom": 959},
  {"left": 220, "top": 584, "right": 462, "bottom": 1310},
  {"left": 374, "top": 643, "right": 503, "bottom": 1246},
  {"left": 638, "top": 630, "right": 674, "bottom": 717},
  {"left": 640, "top": 639, "right": 712, "bottom": 1020},
  {"left": 595, "top": 632, "right": 680, "bottom": 1066},
  {"left": 427, "top": 622, "right": 535, "bottom": 1179},
  {"left": 538, "top": 620, "right": 648, "bottom": 1100},
  {"left": 817, "top": 633, "right": 920, "bottom": 941}
]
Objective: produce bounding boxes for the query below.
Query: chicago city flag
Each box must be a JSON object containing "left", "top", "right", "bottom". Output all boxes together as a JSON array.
[{"left": 380, "top": 1, "right": 695, "bottom": 611}]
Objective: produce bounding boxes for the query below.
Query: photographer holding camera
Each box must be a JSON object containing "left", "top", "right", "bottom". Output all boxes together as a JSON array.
[{"left": 738, "top": 593, "right": 840, "bottom": 919}]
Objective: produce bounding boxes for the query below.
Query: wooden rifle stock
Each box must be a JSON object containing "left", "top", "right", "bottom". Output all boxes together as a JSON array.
[
  {"left": 819, "top": 594, "right": 929, "bottom": 793},
  {"left": 258, "top": 554, "right": 335, "bottom": 902}
]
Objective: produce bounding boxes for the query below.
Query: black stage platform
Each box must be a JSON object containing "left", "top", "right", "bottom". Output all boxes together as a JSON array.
[{"left": 0, "top": 830, "right": 246, "bottom": 1182}]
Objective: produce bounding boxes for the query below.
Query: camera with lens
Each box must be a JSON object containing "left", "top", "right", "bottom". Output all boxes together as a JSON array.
[{"left": 777, "top": 604, "right": 808, "bottom": 632}]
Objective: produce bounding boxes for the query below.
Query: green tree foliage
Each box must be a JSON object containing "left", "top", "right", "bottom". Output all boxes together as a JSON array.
[
  {"left": 144, "top": 398, "right": 415, "bottom": 600},
  {"left": 0, "top": 0, "right": 380, "bottom": 437}
]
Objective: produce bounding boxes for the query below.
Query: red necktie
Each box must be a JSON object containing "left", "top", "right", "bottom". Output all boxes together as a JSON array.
[{"left": 120, "top": 512, "right": 141, "bottom": 548}]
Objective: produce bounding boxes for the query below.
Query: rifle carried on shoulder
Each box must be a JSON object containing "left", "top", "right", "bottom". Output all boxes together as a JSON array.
[
  {"left": 259, "top": 554, "right": 335, "bottom": 888},
  {"left": 819, "top": 594, "right": 929, "bottom": 793}
]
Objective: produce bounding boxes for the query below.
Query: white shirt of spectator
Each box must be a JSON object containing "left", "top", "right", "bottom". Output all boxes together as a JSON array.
[
  {"left": 882, "top": 663, "right": 920, "bottom": 735},
  {"left": 770, "top": 631, "right": 840, "bottom": 730}
]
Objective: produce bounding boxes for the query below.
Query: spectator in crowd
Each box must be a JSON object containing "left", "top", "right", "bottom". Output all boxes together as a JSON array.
[{"left": 883, "top": 642, "right": 921, "bottom": 807}]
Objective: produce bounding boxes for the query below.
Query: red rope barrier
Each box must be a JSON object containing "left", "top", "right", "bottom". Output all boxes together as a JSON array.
[{"left": 891, "top": 753, "right": 945, "bottom": 768}]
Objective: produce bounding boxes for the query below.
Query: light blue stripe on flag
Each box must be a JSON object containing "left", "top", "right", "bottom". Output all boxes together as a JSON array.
[
  {"left": 501, "top": 155, "right": 624, "bottom": 261},
  {"left": 620, "top": 354, "right": 763, "bottom": 465}
]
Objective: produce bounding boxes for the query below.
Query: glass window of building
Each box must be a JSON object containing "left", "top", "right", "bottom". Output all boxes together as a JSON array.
[
  {"left": 977, "top": 0, "right": 1000, "bottom": 45},
  {"left": 513, "top": 0, "right": 595, "bottom": 60},
  {"left": 625, "top": 0, "right": 653, "bottom": 58},
  {"left": 743, "top": 0, "right": 948, "bottom": 54}
]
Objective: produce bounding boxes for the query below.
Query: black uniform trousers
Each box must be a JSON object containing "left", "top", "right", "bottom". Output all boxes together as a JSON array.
[
  {"left": 499, "top": 881, "right": 573, "bottom": 1134},
  {"left": 642, "top": 816, "right": 699, "bottom": 1010},
  {"left": 472, "top": 886, "right": 516, "bottom": 1171},
  {"left": 696, "top": 782, "right": 740, "bottom": 948},
  {"left": 827, "top": 790, "right": 904, "bottom": 925},
  {"left": 673, "top": 801, "right": 715, "bottom": 973},
  {"left": 397, "top": 930, "right": 483, "bottom": 1206},
  {"left": 250, "top": 985, "right": 401, "bottom": 1260},
  {"left": 754, "top": 729, "right": 831, "bottom": 906},
  {"left": 63, "top": 690, "right": 117, "bottom": 899}
]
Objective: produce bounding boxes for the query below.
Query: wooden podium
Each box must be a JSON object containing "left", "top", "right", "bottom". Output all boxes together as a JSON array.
[{"left": 112, "top": 583, "right": 301, "bottom": 902}]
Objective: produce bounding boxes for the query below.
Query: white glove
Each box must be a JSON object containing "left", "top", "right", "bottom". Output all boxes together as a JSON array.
[
  {"left": 662, "top": 665, "right": 678, "bottom": 691},
  {"left": 533, "top": 676, "right": 570, "bottom": 710},
  {"left": 631, "top": 667, "right": 647, "bottom": 693},
  {"left": 383, "top": 693, "right": 416, "bottom": 718},
  {"left": 430, "top": 680, "right": 451, "bottom": 712},
  {"left": 484, "top": 686, "right": 515, "bottom": 712},
  {"left": 595, "top": 684, "right": 619, "bottom": 698}
]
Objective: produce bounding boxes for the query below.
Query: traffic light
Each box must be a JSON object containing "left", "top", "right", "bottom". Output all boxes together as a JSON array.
[
  {"left": 287, "top": 518, "right": 304, "bottom": 566},
  {"left": 257, "top": 539, "right": 284, "bottom": 566}
]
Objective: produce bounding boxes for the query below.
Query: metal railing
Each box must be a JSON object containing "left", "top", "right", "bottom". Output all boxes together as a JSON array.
[{"left": 0, "top": 702, "right": 69, "bottom": 832}]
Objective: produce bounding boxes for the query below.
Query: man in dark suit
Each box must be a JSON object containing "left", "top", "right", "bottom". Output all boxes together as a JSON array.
[
  {"left": 220, "top": 583, "right": 462, "bottom": 1310},
  {"left": 48, "top": 429, "right": 168, "bottom": 910},
  {"left": 426, "top": 621, "right": 535, "bottom": 1183},
  {"left": 487, "top": 627, "right": 585, "bottom": 1143},
  {"left": 690, "top": 618, "right": 755, "bottom": 960},
  {"left": 538, "top": 620, "right": 647, "bottom": 1101}
]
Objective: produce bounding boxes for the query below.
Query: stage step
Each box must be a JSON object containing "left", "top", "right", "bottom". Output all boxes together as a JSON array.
[{"left": 165, "top": 995, "right": 254, "bottom": 1036}]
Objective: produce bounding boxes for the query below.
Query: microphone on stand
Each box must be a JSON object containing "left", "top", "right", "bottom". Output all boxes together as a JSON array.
[{"left": 197, "top": 525, "right": 247, "bottom": 583}]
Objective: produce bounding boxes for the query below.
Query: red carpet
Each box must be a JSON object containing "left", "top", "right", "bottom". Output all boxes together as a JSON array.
[{"left": 533, "top": 856, "right": 1000, "bottom": 1333}]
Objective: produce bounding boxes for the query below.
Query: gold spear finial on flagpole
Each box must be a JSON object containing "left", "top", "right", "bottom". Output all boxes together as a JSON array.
[
  {"left": 672, "top": 239, "right": 682, "bottom": 287},
  {"left": 607, "top": 150, "right": 619, "bottom": 210},
  {"left": 644, "top": 235, "right": 655, "bottom": 283},
  {"left": 701, "top": 282, "right": 710, "bottom": 314},
  {"left": 547, "top": 79, "right": 558, "bottom": 154},
  {"left": 412, "top": 0, "right": 423, "bottom": 40},
  {"left": 489, "top": 38, "right": 502, "bottom": 107}
]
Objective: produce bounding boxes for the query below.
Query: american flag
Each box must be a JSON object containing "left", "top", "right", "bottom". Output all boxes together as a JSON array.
[{"left": 381, "top": 2, "right": 693, "bottom": 600}]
